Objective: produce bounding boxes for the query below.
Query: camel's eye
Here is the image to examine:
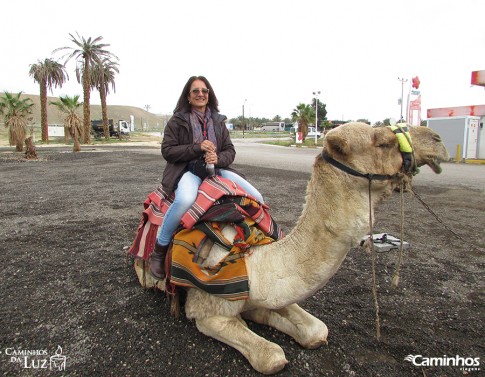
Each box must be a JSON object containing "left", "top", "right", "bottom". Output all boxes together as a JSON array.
[
  {"left": 432, "top": 134, "right": 442, "bottom": 142},
  {"left": 377, "top": 142, "right": 394, "bottom": 148}
]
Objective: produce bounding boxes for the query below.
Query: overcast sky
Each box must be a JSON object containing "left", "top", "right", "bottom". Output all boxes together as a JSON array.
[{"left": 2, "top": 0, "right": 484, "bottom": 123}]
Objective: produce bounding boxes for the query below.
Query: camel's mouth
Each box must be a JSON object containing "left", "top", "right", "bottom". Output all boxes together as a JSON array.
[{"left": 426, "top": 158, "right": 443, "bottom": 174}]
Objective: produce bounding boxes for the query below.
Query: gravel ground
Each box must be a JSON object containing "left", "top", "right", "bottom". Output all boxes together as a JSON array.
[{"left": 0, "top": 146, "right": 483, "bottom": 377}]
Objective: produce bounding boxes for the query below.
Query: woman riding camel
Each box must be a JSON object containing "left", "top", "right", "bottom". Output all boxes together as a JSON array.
[{"left": 150, "top": 75, "right": 264, "bottom": 280}]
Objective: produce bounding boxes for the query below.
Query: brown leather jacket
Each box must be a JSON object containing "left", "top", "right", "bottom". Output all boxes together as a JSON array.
[{"left": 161, "top": 110, "right": 242, "bottom": 193}]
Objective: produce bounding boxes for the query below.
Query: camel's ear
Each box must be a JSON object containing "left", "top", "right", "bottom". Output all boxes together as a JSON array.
[
  {"left": 373, "top": 127, "right": 397, "bottom": 148},
  {"left": 325, "top": 132, "right": 351, "bottom": 156}
]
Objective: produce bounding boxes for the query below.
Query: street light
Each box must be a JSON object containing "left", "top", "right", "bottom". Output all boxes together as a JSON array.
[
  {"left": 397, "top": 77, "right": 408, "bottom": 121},
  {"left": 313, "top": 91, "right": 321, "bottom": 144},
  {"left": 142, "top": 105, "right": 151, "bottom": 131},
  {"left": 242, "top": 99, "right": 247, "bottom": 132}
]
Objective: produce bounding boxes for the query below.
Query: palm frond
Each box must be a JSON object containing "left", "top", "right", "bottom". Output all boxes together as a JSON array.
[
  {"left": 53, "top": 32, "right": 118, "bottom": 144},
  {"left": 0, "top": 92, "right": 33, "bottom": 150}
]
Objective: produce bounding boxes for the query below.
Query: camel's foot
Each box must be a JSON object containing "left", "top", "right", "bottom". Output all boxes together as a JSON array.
[
  {"left": 133, "top": 259, "right": 165, "bottom": 291},
  {"left": 196, "top": 315, "right": 288, "bottom": 375},
  {"left": 242, "top": 304, "right": 328, "bottom": 349}
]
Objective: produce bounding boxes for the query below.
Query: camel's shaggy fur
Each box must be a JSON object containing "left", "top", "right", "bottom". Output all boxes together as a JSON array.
[{"left": 135, "top": 122, "right": 449, "bottom": 375}]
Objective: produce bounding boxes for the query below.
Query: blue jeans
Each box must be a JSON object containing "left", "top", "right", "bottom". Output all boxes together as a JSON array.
[
  {"left": 156, "top": 169, "right": 264, "bottom": 246},
  {"left": 219, "top": 169, "right": 264, "bottom": 204}
]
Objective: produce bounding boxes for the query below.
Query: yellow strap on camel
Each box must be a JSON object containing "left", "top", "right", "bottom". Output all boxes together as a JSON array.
[
  {"left": 387, "top": 123, "right": 417, "bottom": 174},
  {"left": 387, "top": 124, "right": 413, "bottom": 153}
]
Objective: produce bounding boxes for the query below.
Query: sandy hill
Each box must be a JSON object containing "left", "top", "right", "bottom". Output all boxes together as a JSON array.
[{"left": 18, "top": 93, "right": 169, "bottom": 130}]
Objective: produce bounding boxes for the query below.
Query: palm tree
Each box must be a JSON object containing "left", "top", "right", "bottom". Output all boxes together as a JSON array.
[
  {"left": 91, "top": 58, "right": 119, "bottom": 139},
  {"left": 28, "top": 58, "right": 68, "bottom": 143},
  {"left": 311, "top": 98, "right": 327, "bottom": 132},
  {"left": 0, "top": 92, "right": 34, "bottom": 152},
  {"left": 50, "top": 95, "right": 83, "bottom": 152},
  {"left": 291, "top": 103, "right": 314, "bottom": 141},
  {"left": 54, "top": 32, "right": 117, "bottom": 144}
]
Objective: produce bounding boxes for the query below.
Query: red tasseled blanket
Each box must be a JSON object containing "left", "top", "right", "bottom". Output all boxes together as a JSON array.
[{"left": 128, "top": 176, "right": 283, "bottom": 260}]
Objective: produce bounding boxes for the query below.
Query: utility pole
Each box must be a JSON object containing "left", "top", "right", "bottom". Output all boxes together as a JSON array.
[
  {"left": 398, "top": 77, "right": 408, "bottom": 121},
  {"left": 143, "top": 105, "right": 151, "bottom": 131},
  {"left": 242, "top": 99, "right": 247, "bottom": 137},
  {"left": 313, "top": 91, "right": 321, "bottom": 144}
]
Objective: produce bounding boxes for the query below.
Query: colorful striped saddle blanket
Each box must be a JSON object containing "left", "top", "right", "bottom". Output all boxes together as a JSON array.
[{"left": 128, "top": 176, "right": 283, "bottom": 300}]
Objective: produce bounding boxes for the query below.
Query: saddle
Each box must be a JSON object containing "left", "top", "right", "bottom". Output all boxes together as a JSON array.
[{"left": 128, "top": 176, "right": 283, "bottom": 301}]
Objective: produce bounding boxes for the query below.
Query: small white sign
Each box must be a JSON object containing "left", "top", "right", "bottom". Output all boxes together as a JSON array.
[{"left": 48, "top": 125, "right": 65, "bottom": 137}]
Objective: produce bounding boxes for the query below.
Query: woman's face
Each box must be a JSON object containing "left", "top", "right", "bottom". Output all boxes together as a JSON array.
[{"left": 188, "top": 79, "right": 209, "bottom": 112}]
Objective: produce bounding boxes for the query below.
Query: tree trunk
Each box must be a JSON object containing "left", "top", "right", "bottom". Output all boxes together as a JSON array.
[
  {"left": 73, "top": 125, "right": 81, "bottom": 152},
  {"left": 301, "top": 122, "right": 308, "bottom": 141},
  {"left": 9, "top": 119, "right": 26, "bottom": 152},
  {"left": 25, "top": 137, "right": 38, "bottom": 159},
  {"left": 82, "top": 60, "right": 91, "bottom": 144},
  {"left": 100, "top": 78, "right": 110, "bottom": 140},
  {"left": 40, "top": 81, "right": 48, "bottom": 143}
]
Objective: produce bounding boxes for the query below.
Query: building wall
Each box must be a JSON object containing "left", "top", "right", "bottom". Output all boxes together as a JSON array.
[
  {"left": 427, "top": 105, "right": 484, "bottom": 159},
  {"left": 427, "top": 116, "right": 481, "bottom": 159},
  {"left": 478, "top": 116, "right": 485, "bottom": 158},
  {"left": 428, "top": 118, "right": 466, "bottom": 159}
]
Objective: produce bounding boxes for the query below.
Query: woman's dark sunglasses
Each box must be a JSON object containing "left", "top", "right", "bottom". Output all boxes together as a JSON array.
[{"left": 191, "top": 88, "right": 209, "bottom": 95}]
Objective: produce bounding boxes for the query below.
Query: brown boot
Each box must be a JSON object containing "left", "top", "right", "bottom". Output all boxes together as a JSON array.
[{"left": 150, "top": 243, "right": 169, "bottom": 280}]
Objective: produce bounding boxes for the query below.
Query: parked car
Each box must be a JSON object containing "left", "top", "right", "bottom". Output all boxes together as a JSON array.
[
  {"left": 290, "top": 126, "right": 322, "bottom": 138},
  {"left": 307, "top": 127, "right": 322, "bottom": 138}
]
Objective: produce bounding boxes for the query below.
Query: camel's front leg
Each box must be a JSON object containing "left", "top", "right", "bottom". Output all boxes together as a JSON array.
[
  {"left": 133, "top": 259, "right": 164, "bottom": 290},
  {"left": 195, "top": 315, "right": 288, "bottom": 375},
  {"left": 242, "top": 303, "right": 328, "bottom": 349}
]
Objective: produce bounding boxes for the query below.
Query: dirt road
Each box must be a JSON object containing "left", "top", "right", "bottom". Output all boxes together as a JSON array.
[{"left": 0, "top": 144, "right": 483, "bottom": 376}]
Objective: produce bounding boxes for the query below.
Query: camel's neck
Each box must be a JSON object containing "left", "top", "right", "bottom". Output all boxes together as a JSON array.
[{"left": 247, "top": 160, "right": 392, "bottom": 308}]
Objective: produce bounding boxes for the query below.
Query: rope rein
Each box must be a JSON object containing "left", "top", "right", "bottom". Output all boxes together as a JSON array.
[
  {"left": 321, "top": 125, "right": 482, "bottom": 339},
  {"left": 323, "top": 125, "right": 482, "bottom": 342},
  {"left": 391, "top": 182, "right": 406, "bottom": 288},
  {"left": 366, "top": 179, "right": 381, "bottom": 340},
  {"left": 411, "top": 188, "right": 485, "bottom": 253},
  {"left": 321, "top": 128, "right": 414, "bottom": 341}
]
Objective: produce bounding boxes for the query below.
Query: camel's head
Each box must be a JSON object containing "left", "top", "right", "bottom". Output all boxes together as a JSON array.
[
  {"left": 322, "top": 122, "right": 448, "bottom": 184},
  {"left": 408, "top": 125, "right": 449, "bottom": 173}
]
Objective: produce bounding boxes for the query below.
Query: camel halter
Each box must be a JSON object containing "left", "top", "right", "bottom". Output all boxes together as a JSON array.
[
  {"left": 321, "top": 124, "right": 417, "bottom": 180},
  {"left": 321, "top": 153, "right": 400, "bottom": 181}
]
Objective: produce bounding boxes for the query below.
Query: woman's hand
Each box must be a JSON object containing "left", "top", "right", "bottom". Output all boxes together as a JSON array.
[
  {"left": 200, "top": 140, "right": 215, "bottom": 153},
  {"left": 205, "top": 151, "right": 218, "bottom": 165}
]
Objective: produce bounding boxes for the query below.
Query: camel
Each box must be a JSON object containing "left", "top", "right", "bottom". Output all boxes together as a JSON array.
[{"left": 134, "top": 122, "right": 449, "bottom": 375}]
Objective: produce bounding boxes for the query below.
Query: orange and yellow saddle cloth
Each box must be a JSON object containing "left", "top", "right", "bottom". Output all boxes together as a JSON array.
[{"left": 129, "top": 176, "right": 283, "bottom": 300}]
